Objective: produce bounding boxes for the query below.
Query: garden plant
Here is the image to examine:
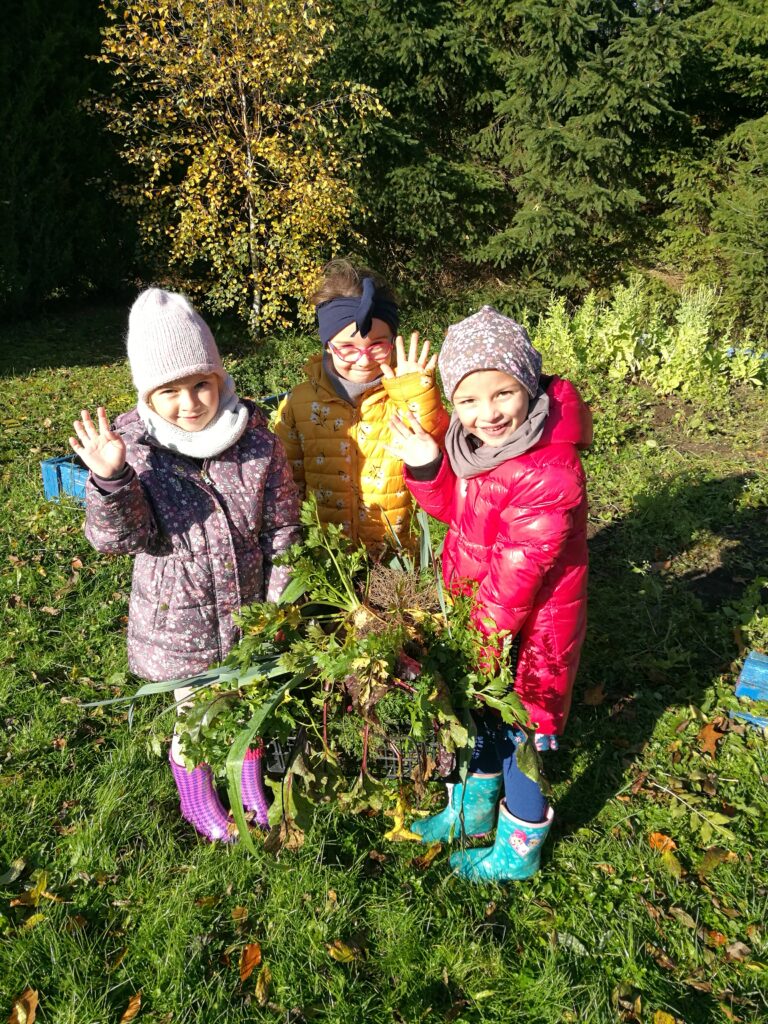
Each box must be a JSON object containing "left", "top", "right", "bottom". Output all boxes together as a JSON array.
[{"left": 1, "top": 286, "right": 767, "bottom": 1023}]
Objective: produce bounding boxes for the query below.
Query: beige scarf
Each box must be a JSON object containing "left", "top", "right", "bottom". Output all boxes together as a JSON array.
[{"left": 138, "top": 373, "right": 250, "bottom": 459}]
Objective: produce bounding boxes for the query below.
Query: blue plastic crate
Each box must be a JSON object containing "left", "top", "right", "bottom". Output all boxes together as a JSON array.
[
  {"left": 736, "top": 650, "right": 768, "bottom": 702},
  {"left": 40, "top": 455, "right": 88, "bottom": 505},
  {"left": 59, "top": 457, "right": 88, "bottom": 503},
  {"left": 731, "top": 650, "right": 768, "bottom": 732}
]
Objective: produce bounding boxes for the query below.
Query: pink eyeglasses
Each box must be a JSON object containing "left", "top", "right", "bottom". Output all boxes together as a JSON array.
[{"left": 328, "top": 338, "right": 394, "bottom": 364}]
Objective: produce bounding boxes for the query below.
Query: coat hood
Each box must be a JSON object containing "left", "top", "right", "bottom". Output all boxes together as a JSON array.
[{"left": 539, "top": 376, "right": 593, "bottom": 451}]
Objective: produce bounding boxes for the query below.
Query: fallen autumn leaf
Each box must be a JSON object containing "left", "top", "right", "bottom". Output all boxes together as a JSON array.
[
  {"left": 649, "top": 832, "right": 677, "bottom": 852},
  {"left": 119, "top": 991, "right": 141, "bottom": 1022},
  {"left": 239, "top": 942, "right": 262, "bottom": 983},
  {"left": 8, "top": 988, "right": 38, "bottom": 1024},
  {"left": 326, "top": 939, "right": 360, "bottom": 963},
  {"left": 255, "top": 963, "right": 272, "bottom": 1006}
]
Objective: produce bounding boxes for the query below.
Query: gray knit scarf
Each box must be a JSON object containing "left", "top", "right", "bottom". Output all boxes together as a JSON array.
[
  {"left": 445, "top": 387, "right": 550, "bottom": 479},
  {"left": 322, "top": 351, "right": 383, "bottom": 406},
  {"left": 137, "top": 373, "right": 250, "bottom": 459}
]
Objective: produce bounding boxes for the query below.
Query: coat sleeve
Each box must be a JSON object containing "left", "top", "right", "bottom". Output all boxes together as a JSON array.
[
  {"left": 273, "top": 393, "right": 306, "bottom": 500},
  {"left": 260, "top": 436, "right": 302, "bottom": 603},
  {"left": 404, "top": 452, "right": 457, "bottom": 525},
  {"left": 382, "top": 371, "right": 449, "bottom": 442},
  {"left": 84, "top": 470, "right": 163, "bottom": 555},
  {"left": 472, "top": 458, "right": 584, "bottom": 638}
]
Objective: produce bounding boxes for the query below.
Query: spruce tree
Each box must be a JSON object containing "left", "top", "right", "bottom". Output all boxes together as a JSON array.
[
  {"left": 463, "top": 0, "right": 689, "bottom": 291},
  {"left": 326, "top": 0, "right": 501, "bottom": 287}
]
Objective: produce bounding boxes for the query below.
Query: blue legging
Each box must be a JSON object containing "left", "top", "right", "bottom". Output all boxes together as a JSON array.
[{"left": 469, "top": 712, "right": 548, "bottom": 823}]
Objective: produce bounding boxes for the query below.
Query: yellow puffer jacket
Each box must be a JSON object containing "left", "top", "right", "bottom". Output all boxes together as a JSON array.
[{"left": 274, "top": 355, "right": 448, "bottom": 551}]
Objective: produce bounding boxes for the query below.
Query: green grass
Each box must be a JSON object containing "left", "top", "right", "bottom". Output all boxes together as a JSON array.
[{"left": 1, "top": 304, "right": 767, "bottom": 1023}]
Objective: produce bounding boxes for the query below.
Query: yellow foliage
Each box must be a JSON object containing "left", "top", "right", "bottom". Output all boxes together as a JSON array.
[{"left": 96, "top": 0, "right": 385, "bottom": 332}]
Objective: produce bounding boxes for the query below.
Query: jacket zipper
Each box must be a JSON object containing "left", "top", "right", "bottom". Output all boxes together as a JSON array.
[{"left": 198, "top": 458, "right": 240, "bottom": 664}]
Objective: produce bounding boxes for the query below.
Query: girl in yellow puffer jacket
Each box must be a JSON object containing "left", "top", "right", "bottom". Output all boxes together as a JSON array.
[{"left": 274, "top": 260, "right": 448, "bottom": 554}]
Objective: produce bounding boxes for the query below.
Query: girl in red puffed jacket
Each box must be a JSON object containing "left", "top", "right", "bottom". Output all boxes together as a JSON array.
[{"left": 389, "top": 305, "right": 591, "bottom": 882}]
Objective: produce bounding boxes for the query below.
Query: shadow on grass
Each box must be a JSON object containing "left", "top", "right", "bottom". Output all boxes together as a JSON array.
[
  {"left": 551, "top": 471, "right": 767, "bottom": 833},
  {"left": 0, "top": 302, "right": 272, "bottom": 377}
]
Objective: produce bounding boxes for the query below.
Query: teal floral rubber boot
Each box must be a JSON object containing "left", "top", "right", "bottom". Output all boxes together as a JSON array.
[
  {"left": 450, "top": 801, "right": 554, "bottom": 881},
  {"left": 410, "top": 773, "right": 502, "bottom": 843}
]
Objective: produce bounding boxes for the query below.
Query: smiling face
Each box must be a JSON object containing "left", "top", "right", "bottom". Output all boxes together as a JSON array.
[
  {"left": 452, "top": 369, "right": 530, "bottom": 447},
  {"left": 327, "top": 317, "right": 394, "bottom": 383},
  {"left": 148, "top": 372, "right": 220, "bottom": 430}
]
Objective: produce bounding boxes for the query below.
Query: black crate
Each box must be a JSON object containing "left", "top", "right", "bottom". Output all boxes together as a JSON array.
[{"left": 264, "top": 733, "right": 437, "bottom": 778}]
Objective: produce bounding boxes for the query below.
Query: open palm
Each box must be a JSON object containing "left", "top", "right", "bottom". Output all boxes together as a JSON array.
[
  {"left": 69, "top": 407, "right": 127, "bottom": 479},
  {"left": 381, "top": 331, "right": 438, "bottom": 379},
  {"left": 386, "top": 410, "right": 441, "bottom": 467}
]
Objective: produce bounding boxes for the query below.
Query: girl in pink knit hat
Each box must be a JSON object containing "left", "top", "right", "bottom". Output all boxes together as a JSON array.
[{"left": 70, "top": 289, "right": 301, "bottom": 843}]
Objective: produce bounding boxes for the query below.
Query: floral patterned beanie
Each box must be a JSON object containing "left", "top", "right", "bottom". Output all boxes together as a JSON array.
[{"left": 438, "top": 305, "right": 542, "bottom": 401}]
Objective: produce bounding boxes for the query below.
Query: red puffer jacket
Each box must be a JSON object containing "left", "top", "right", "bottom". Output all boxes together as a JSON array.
[{"left": 406, "top": 377, "right": 592, "bottom": 734}]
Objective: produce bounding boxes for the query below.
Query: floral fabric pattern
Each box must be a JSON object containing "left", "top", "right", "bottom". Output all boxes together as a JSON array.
[
  {"left": 85, "top": 402, "right": 300, "bottom": 682},
  {"left": 274, "top": 354, "right": 448, "bottom": 551}
]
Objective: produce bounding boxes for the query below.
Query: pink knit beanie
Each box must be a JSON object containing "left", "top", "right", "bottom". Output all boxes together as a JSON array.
[{"left": 127, "top": 289, "right": 224, "bottom": 402}]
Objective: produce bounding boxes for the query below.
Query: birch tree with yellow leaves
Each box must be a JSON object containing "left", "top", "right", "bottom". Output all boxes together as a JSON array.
[{"left": 96, "top": 0, "right": 382, "bottom": 332}]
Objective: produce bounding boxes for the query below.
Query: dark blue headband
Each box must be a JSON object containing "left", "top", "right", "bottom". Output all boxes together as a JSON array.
[{"left": 316, "top": 276, "right": 399, "bottom": 345}]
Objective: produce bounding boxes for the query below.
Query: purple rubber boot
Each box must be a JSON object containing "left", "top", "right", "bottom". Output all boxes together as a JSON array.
[
  {"left": 169, "top": 752, "right": 236, "bottom": 843},
  {"left": 241, "top": 746, "right": 270, "bottom": 827}
]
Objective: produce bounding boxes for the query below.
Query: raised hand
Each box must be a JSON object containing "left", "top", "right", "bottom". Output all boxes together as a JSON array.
[
  {"left": 69, "top": 407, "right": 127, "bottom": 480},
  {"left": 386, "top": 409, "right": 441, "bottom": 467},
  {"left": 381, "top": 330, "right": 438, "bottom": 379}
]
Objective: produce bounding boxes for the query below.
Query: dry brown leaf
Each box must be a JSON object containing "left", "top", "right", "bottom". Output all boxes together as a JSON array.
[
  {"left": 326, "top": 939, "right": 360, "bottom": 963},
  {"left": 649, "top": 832, "right": 677, "bottom": 852},
  {"left": 645, "top": 942, "right": 676, "bottom": 971},
  {"left": 671, "top": 909, "right": 700, "bottom": 933},
  {"left": 255, "top": 964, "right": 272, "bottom": 1007},
  {"left": 669, "top": 907, "right": 696, "bottom": 929},
  {"left": 684, "top": 977, "right": 713, "bottom": 993},
  {"left": 582, "top": 682, "right": 605, "bottom": 706},
  {"left": 119, "top": 992, "right": 142, "bottom": 1022},
  {"left": 704, "top": 929, "right": 728, "bottom": 947},
  {"left": 725, "top": 941, "right": 751, "bottom": 962},
  {"left": 630, "top": 772, "right": 649, "bottom": 796},
  {"left": 697, "top": 721, "right": 725, "bottom": 758},
  {"left": 639, "top": 897, "right": 663, "bottom": 921},
  {"left": 595, "top": 862, "right": 616, "bottom": 875},
  {"left": 239, "top": 942, "right": 262, "bottom": 982},
  {"left": 8, "top": 988, "right": 38, "bottom": 1024},
  {"left": 411, "top": 843, "right": 442, "bottom": 871},
  {"left": 230, "top": 906, "right": 248, "bottom": 922},
  {"left": 39, "top": 606, "right": 60, "bottom": 616},
  {"left": 697, "top": 846, "right": 738, "bottom": 880}
]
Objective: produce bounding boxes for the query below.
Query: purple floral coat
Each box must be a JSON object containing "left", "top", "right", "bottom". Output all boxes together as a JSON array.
[{"left": 84, "top": 401, "right": 300, "bottom": 682}]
